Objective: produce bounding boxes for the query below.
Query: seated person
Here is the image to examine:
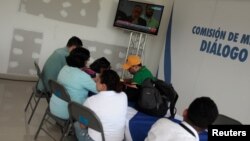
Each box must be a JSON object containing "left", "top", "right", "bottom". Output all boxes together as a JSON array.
[
  {"left": 122, "top": 55, "right": 154, "bottom": 85},
  {"left": 37, "top": 36, "right": 83, "bottom": 93},
  {"left": 83, "top": 57, "right": 111, "bottom": 97},
  {"left": 90, "top": 57, "right": 111, "bottom": 74},
  {"left": 122, "top": 55, "right": 154, "bottom": 101},
  {"left": 74, "top": 70, "right": 128, "bottom": 141},
  {"left": 145, "top": 97, "right": 219, "bottom": 141},
  {"left": 49, "top": 47, "right": 98, "bottom": 119},
  {"left": 82, "top": 57, "right": 111, "bottom": 79}
]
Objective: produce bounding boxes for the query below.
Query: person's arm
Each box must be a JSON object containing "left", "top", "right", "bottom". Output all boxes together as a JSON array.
[
  {"left": 123, "top": 78, "right": 133, "bottom": 84},
  {"left": 125, "top": 83, "right": 138, "bottom": 88},
  {"left": 82, "top": 75, "right": 98, "bottom": 94},
  {"left": 121, "top": 78, "right": 138, "bottom": 88},
  {"left": 81, "top": 67, "right": 97, "bottom": 79}
]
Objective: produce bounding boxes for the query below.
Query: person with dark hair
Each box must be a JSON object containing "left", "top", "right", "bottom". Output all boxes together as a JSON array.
[
  {"left": 127, "top": 5, "right": 147, "bottom": 26},
  {"left": 66, "top": 36, "right": 83, "bottom": 48},
  {"left": 90, "top": 57, "right": 111, "bottom": 74},
  {"left": 142, "top": 4, "right": 159, "bottom": 28},
  {"left": 122, "top": 55, "right": 154, "bottom": 101},
  {"left": 74, "top": 70, "right": 127, "bottom": 141},
  {"left": 49, "top": 47, "right": 97, "bottom": 119},
  {"left": 81, "top": 57, "right": 111, "bottom": 81},
  {"left": 37, "top": 36, "right": 83, "bottom": 92},
  {"left": 145, "top": 97, "right": 219, "bottom": 141},
  {"left": 122, "top": 55, "right": 153, "bottom": 85},
  {"left": 115, "top": 10, "right": 128, "bottom": 21},
  {"left": 66, "top": 47, "right": 90, "bottom": 68}
]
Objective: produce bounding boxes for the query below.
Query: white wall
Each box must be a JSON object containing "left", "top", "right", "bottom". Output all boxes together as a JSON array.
[
  {"left": 159, "top": 0, "right": 250, "bottom": 124},
  {"left": 0, "top": 0, "right": 173, "bottom": 76}
]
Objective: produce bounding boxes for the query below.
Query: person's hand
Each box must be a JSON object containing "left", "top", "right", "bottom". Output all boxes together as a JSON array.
[
  {"left": 80, "top": 123, "right": 86, "bottom": 129},
  {"left": 125, "top": 83, "right": 137, "bottom": 88}
]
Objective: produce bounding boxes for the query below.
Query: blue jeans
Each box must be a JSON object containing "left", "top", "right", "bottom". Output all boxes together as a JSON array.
[{"left": 74, "top": 122, "right": 94, "bottom": 141}]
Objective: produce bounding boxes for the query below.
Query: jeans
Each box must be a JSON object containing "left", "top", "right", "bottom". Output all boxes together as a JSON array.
[{"left": 74, "top": 122, "right": 94, "bottom": 141}]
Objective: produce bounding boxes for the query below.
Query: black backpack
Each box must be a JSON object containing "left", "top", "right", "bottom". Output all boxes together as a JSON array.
[{"left": 137, "top": 78, "right": 179, "bottom": 118}]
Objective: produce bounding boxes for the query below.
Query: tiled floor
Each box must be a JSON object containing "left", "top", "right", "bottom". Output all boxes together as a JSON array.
[{"left": 0, "top": 79, "right": 61, "bottom": 141}]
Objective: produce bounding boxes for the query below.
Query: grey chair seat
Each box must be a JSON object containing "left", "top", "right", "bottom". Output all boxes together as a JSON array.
[{"left": 213, "top": 114, "right": 242, "bottom": 125}]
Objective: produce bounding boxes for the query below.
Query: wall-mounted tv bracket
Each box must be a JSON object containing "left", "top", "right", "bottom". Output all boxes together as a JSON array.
[{"left": 121, "top": 31, "right": 147, "bottom": 79}]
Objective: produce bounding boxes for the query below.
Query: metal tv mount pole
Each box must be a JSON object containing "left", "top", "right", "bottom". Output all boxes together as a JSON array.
[{"left": 121, "top": 31, "right": 147, "bottom": 79}]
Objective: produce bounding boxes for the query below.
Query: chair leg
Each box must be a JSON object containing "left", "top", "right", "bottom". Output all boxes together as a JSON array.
[
  {"left": 59, "top": 121, "right": 71, "bottom": 141},
  {"left": 45, "top": 92, "right": 51, "bottom": 103},
  {"left": 34, "top": 108, "right": 48, "bottom": 140},
  {"left": 24, "top": 91, "right": 35, "bottom": 112},
  {"left": 27, "top": 94, "right": 42, "bottom": 124},
  {"left": 41, "top": 128, "right": 57, "bottom": 141}
]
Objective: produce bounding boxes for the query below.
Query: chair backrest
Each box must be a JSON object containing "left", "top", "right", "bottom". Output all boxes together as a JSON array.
[
  {"left": 49, "top": 80, "right": 71, "bottom": 103},
  {"left": 213, "top": 114, "right": 242, "bottom": 125},
  {"left": 68, "top": 102, "right": 105, "bottom": 141},
  {"left": 34, "top": 61, "right": 49, "bottom": 92},
  {"left": 34, "top": 61, "right": 42, "bottom": 79}
]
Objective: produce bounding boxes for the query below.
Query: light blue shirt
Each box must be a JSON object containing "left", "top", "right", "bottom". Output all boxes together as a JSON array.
[
  {"left": 49, "top": 65, "right": 98, "bottom": 119},
  {"left": 37, "top": 47, "right": 69, "bottom": 92}
]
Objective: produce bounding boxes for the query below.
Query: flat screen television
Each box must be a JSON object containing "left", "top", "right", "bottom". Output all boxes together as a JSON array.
[{"left": 113, "top": 0, "right": 164, "bottom": 35}]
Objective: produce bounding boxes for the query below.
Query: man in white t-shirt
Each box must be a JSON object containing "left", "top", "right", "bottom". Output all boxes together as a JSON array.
[
  {"left": 145, "top": 97, "right": 219, "bottom": 141},
  {"left": 74, "top": 70, "right": 128, "bottom": 141}
]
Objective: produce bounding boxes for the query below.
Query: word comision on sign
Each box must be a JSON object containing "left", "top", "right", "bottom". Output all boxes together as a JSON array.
[{"left": 192, "top": 26, "right": 249, "bottom": 62}]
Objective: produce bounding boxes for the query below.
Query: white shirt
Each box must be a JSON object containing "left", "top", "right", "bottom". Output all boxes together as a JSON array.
[
  {"left": 145, "top": 118, "right": 199, "bottom": 141},
  {"left": 83, "top": 91, "right": 128, "bottom": 141}
]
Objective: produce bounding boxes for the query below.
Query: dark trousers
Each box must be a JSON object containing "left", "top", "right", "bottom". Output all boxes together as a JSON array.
[{"left": 122, "top": 84, "right": 140, "bottom": 102}]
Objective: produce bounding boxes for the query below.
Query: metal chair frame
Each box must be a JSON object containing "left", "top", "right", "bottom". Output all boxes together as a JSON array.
[
  {"left": 34, "top": 80, "right": 71, "bottom": 141},
  {"left": 24, "top": 61, "right": 50, "bottom": 124},
  {"left": 67, "top": 102, "right": 105, "bottom": 141}
]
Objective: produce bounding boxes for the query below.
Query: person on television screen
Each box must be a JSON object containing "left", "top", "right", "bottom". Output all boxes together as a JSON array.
[
  {"left": 116, "top": 10, "right": 128, "bottom": 21},
  {"left": 142, "top": 4, "right": 159, "bottom": 29},
  {"left": 127, "top": 5, "right": 146, "bottom": 26}
]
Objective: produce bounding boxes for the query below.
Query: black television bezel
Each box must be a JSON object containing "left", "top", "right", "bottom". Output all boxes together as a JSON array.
[{"left": 113, "top": 0, "right": 164, "bottom": 36}]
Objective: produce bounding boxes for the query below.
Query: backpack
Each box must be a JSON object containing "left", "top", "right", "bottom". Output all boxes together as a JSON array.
[{"left": 137, "top": 78, "right": 179, "bottom": 118}]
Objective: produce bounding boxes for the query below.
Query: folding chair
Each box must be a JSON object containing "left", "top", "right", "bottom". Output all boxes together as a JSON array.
[
  {"left": 213, "top": 114, "right": 242, "bottom": 125},
  {"left": 34, "top": 80, "right": 71, "bottom": 141},
  {"left": 24, "top": 61, "right": 51, "bottom": 124},
  {"left": 67, "top": 102, "right": 105, "bottom": 141}
]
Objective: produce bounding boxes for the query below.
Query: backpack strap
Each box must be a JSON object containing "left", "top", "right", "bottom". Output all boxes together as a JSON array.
[
  {"left": 179, "top": 123, "right": 196, "bottom": 137},
  {"left": 170, "top": 93, "right": 178, "bottom": 118}
]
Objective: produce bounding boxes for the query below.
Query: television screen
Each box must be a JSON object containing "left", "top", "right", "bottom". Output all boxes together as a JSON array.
[{"left": 113, "top": 0, "right": 164, "bottom": 35}]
